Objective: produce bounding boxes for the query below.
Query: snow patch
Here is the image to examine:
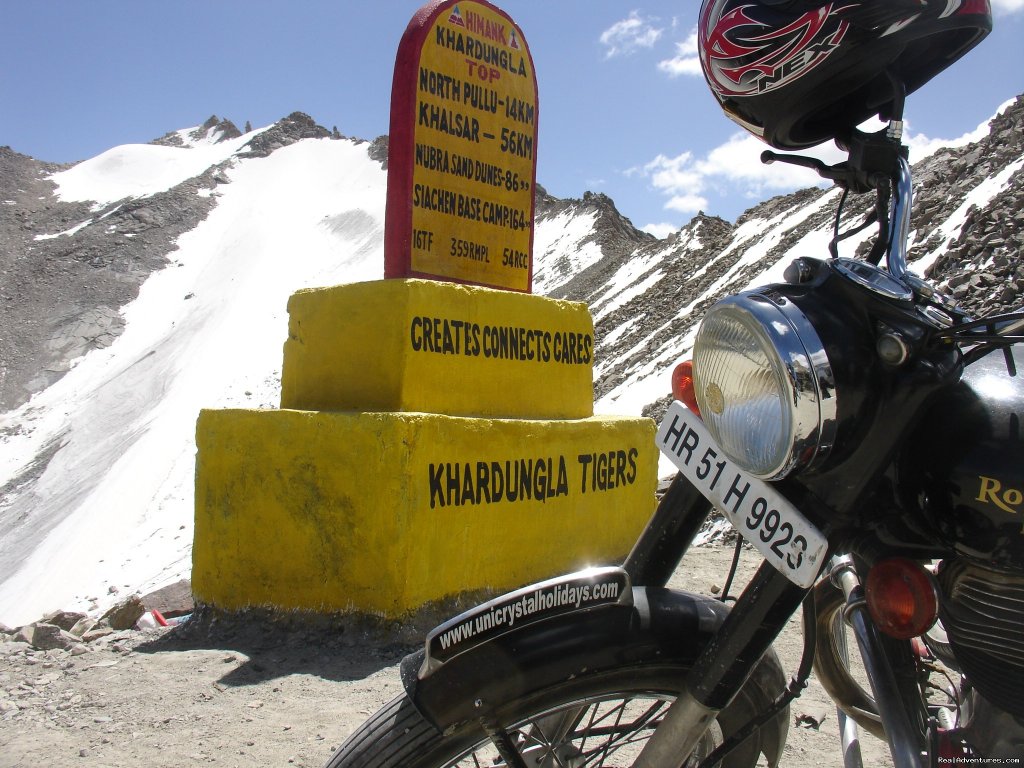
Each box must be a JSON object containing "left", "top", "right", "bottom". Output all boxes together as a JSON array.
[
  {"left": 0, "top": 136, "right": 386, "bottom": 626},
  {"left": 47, "top": 126, "right": 270, "bottom": 207}
]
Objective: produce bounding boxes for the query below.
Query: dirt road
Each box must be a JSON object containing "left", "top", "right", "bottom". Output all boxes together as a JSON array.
[{"left": 0, "top": 543, "right": 893, "bottom": 767}]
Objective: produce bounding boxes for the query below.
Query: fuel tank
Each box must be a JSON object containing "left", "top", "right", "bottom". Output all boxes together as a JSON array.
[{"left": 909, "top": 346, "right": 1024, "bottom": 569}]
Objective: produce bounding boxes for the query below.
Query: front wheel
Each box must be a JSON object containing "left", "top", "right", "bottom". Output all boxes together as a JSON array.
[
  {"left": 326, "top": 587, "right": 787, "bottom": 767},
  {"left": 328, "top": 664, "right": 724, "bottom": 767}
]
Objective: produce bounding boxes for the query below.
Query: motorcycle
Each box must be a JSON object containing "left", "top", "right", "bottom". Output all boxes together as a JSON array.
[{"left": 323, "top": 39, "right": 1023, "bottom": 768}]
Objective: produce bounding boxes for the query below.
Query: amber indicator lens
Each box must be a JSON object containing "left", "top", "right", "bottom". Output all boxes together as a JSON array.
[
  {"left": 865, "top": 558, "right": 939, "bottom": 640},
  {"left": 671, "top": 360, "right": 701, "bottom": 418}
]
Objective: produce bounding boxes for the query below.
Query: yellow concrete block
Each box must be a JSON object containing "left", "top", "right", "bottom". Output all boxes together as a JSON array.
[
  {"left": 280, "top": 279, "right": 595, "bottom": 419},
  {"left": 193, "top": 409, "right": 656, "bottom": 616}
]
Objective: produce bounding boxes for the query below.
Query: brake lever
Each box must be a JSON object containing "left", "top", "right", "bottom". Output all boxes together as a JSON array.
[
  {"left": 760, "top": 150, "right": 874, "bottom": 193},
  {"left": 760, "top": 149, "right": 829, "bottom": 174}
]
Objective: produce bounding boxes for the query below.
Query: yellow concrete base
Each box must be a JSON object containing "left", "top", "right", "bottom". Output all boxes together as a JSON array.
[
  {"left": 281, "top": 279, "right": 595, "bottom": 419},
  {"left": 193, "top": 408, "right": 656, "bottom": 617}
]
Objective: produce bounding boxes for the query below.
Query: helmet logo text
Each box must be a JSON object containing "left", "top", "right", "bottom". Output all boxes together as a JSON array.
[{"left": 700, "top": 3, "right": 852, "bottom": 98}]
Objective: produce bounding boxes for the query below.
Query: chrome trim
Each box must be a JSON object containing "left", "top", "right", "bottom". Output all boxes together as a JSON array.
[
  {"left": 832, "top": 258, "right": 913, "bottom": 302},
  {"left": 704, "top": 290, "right": 837, "bottom": 479},
  {"left": 887, "top": 156, "right": 913, "bottom": 285},
  {"left": 832, "top": 156, "right": 918, "bottom": 302},
  {"left": 632, "top": 689, "right": 718, "bottom": 768},
  {"left": 830, "top": 557, "right": 929, "bottom": 768}
]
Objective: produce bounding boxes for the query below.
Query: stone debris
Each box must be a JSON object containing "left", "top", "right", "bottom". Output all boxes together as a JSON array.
[
  {"left": 3, "top": 580, "right": 196, "bottom": 656},
  {"left": 99, "top": 595, "right": 146, "bottom": 631},
  {"left": 15, "top": 623, "right": 80, "bottom": 652},
  {"left": 141, "top": 578, "right": 194, "bottom": 619},
  {"left": 795, "top": 706, "right": 830, "bottom": 730}
]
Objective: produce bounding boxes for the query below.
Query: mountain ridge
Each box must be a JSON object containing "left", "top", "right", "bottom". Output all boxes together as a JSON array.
[{"left": 0, "top": 96, "right": 1021, "bottom": 624}]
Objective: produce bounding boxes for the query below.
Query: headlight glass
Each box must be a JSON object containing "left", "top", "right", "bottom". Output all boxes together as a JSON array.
[{"left": 692, "top": 291, "right": 835, "bottom": 480}]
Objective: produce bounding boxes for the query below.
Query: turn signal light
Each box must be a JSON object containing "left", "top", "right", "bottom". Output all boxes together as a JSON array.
[
  {"left": 671, "top": 360, "right": 700, "bottom": 417},
  {"left": 865, "top": 558, "right": 939, "bottom": 640}
]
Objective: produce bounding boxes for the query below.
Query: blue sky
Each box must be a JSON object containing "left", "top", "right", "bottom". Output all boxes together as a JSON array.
[{"left": 3, "top": 1, "right": 1022, "bottom": 233}]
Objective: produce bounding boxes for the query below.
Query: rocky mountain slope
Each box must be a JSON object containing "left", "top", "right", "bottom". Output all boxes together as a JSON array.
[
  {"left": 4, "top": 100, "right": 1022, "bottom": 416},
  {"left": 534, "top": 95, "right": 1024, "bottom": 416},
  {"left": 0, "top": 114, "right": 353, "bottom": 412},
  {"left": 0, "top": 96, "right": 1021, "bottom": 624}
]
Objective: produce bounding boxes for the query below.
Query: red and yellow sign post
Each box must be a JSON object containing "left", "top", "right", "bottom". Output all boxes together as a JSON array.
[
  {"left": 192, "top": 1, "right": 659, "bottom": 619},
  {"left": 385, "top": 0, "right": 538, "bottom": 292}
]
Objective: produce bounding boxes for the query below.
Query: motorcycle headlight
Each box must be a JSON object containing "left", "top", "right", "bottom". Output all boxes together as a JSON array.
[{"left": 692, "top": 290, "right": 836, "bottom": 480}]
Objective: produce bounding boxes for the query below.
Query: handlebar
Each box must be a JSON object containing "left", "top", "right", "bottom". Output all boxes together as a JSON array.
[
  {"left": 760, "top": 130, "right": 912, "bottom": 292},
  {"left": 887, "top": 156, "right": 912, "bottom": 284},
  {"left": 760, "top": 149, "right": 883, "bottom": 192}
]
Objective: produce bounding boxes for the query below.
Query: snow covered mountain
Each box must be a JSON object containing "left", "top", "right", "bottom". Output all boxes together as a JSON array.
[{"left": 1, "top": 99, "right": 1022, "bottom": 626}]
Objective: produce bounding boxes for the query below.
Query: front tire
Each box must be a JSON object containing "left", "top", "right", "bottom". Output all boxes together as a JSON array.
[{"left": 328, "top": 664, "right": 729, "bottom": 767}]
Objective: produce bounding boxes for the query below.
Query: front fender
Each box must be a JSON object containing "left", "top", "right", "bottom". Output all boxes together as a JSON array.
[{"left": 400, "top": 584, "right": 788, "bottom": 767}]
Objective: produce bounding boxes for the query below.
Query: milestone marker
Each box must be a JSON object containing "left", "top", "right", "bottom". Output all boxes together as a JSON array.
[
  {"left": 193, "top": 0, "right": 658, "bottom": 621},
  {"left": 384, "top": 0, "right": 539, "bottom": 292}
]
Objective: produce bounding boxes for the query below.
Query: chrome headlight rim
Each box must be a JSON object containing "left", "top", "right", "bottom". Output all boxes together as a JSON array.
[{"left": 693, "top": 290, "right": 836, "bottom": 480}]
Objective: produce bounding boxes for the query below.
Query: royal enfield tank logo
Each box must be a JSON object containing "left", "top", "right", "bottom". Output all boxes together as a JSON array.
[
  {"left": 976, "top": 475, "right": 1024, "bottom": 516},
  {"left": 699, "top": 2, "right": 850, "bottom": 97}
]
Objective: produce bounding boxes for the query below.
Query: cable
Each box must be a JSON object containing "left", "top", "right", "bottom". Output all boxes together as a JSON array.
[
  {"left": 696, "top": 593, "right": 817, "bottom": 768},
  {"left": 719, "top": 535, "right": 744, "bottom": 604}
]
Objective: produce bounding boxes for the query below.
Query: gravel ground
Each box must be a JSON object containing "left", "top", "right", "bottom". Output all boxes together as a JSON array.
[{"left": 0, "top": 543, "right": 894, "bottom": 768}]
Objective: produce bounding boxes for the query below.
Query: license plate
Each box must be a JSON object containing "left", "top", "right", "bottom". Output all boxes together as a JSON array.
[{"left": 657, "top": 400, "right": 827, "bottom": 588}]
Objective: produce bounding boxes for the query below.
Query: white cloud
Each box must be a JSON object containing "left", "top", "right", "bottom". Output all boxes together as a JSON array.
[
  {"left": 600, "top": 11, "right": 663, "bottom": 58},
  {"left": 643, "top": 151, "right": 704, "bottom": 193},
  {"left": 641, "top": 222, "right": 680, "bottom": 239},
  {"left": 700, "top": 133, "right": 846, "bottom": 192},
  {"left": 665, "top": 193, "right": 710, "bottom": 214},
  {"left": 992, "top": 0, "right": 1024, "bottom": 14},
  {"left": 638, "top": 135, "right": 842, "bottom": 217},
  {"left": 657, "top": 29, "right": 702, "bottom": 78}
]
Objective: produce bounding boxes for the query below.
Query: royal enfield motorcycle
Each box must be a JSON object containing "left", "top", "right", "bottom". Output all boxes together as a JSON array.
[{"left": 324, "top": 2, "right": 1021, "bottom": 765}]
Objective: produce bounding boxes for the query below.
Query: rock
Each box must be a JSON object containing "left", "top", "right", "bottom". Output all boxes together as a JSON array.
[
  {"left": 795, "top": 706, "right": 829, "bottom": 730},
  {"left": 41, "top": 610, "right": 88, "bottom": 632},
  {"left": 368, "top": 135, "right": 389, "bottom": 167},
  {"left": 0, "top": 640, "right": 30, "bottom": 654},
  {"left": 100, "top": 595, "right": 145, "bottom": 631},
  {"left": 14, "top": 626, "right": 35, "bottom": 645},
  {"left": 141, "top": 579, "right": 194, "bottom": 618},
  {"left": 69, "top": 617, "right": 97, "bottom": 638},
  {"left": 19, "top": 623, "right": 79, "bottom": 651},
  {"left": 237, "top": 112, "right": 331, "bottom": 158},
  {"left": 81, "top": 627, "right": 114, "bottom": 643}
]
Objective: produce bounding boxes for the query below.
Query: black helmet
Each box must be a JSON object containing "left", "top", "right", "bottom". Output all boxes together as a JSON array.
[{"left": 698, "top": 0, "right": 992, "bottom": 150}]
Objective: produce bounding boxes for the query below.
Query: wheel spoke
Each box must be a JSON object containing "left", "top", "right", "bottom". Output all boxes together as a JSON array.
[
  {"left": 576, "top": 699, "right": 669, "bottom": 766},
  {"left": 431, "top": 689, "right": 723, "bottom": 768}
]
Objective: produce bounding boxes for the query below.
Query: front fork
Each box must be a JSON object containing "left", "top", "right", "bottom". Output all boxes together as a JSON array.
[
  {"left": 632, "top": 557, "right": 807, "bottom": 768},
  {"left": 624, "top": 472, "right": 808, "bottom": 768},
  {"left": 625, "top": 474, "right": 930, "bottom": 768},
  {"left": 828, "top": 556, "right": 929, "bottom": 768}
]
